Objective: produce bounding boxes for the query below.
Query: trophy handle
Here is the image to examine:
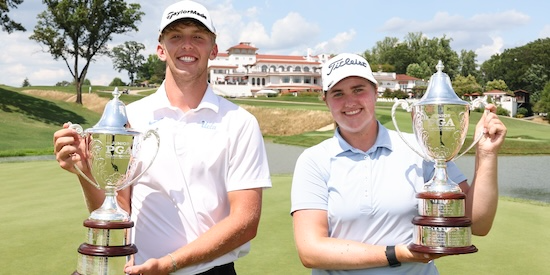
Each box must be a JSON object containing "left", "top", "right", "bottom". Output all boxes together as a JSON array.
[
  {"left": 67, "top": 122, "right": 101, "bottom": 190},
  {"left": 453, "top": 97, "right": 488, "bottom": 161},
  {"left": 391, "top": 99, "right": 430, "bottom": 160},
  {"left": 116, "top": 129, "right": 160, "bottom": 191}
]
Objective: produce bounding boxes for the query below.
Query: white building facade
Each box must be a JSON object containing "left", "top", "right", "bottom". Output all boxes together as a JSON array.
[{"left": 208, "top": 42, "right": 420, "bottom": 97}]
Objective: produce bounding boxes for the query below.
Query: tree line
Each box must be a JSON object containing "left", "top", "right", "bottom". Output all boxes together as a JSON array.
[
  {"left": 363, "top": 33, "right": 550, "bottom": 116},
  {"left": 2, "top": 0, "right": 550, "bottom": 117}
]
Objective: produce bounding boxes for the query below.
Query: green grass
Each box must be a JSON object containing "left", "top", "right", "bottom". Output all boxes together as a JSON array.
[
  {"left": 247, "top": 97, "right": 550, "bottom": 155},
  {"left": 2, "top": 86, "right": 550, "bottom": 156},
  {"left": 1, "top": 162, "right": 549, "bottom": 274},
  {"left": 0, "top": 86, "right": 101, "bottom": 156}
]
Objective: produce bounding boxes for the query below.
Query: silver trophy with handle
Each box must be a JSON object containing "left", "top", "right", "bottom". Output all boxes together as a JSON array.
[
  {"left": 391, "top": 61, "right": 486, "bottom": 254},
  {"left": 69, "top": 88, "right": 159, "bottom": 274}
]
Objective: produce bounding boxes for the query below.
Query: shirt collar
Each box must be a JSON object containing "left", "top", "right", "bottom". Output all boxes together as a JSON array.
[
  {"left": 150, "top": 81, "right": 220, "bottom": 119},
  {"left": 328, "top": 121, "right": 393, "bottom": 157}
]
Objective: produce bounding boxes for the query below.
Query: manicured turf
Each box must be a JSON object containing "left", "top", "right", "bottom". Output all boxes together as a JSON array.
[{"left": 1, "top": 161, "right": 549, "bottom": 274}]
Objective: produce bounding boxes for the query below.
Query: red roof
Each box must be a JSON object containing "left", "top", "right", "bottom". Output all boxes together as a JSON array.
[
  {"left": 226, "top": 42, "right": 258, "bottom": 51},
  {"left": 484, "top": 89, "right": 506, "bottom": 95},
  {"left": 396, "top": 74, "right": 420, "bottom": 81}
]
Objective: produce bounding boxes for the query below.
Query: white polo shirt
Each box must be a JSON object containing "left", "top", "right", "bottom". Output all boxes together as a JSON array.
[
  {"left": 126, "top": 82, "right": 272, "bottom": 274},
  {"left": 291, "top": 123, "right": 466, "bottom": 275}
]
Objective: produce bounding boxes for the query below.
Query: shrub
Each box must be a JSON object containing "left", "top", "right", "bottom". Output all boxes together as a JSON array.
[
  {"left": 496, "top": 106, "right": 510, "bottom": 116},
  {"left": 517, "top": 107, "right": 529, "bottom": 118}
]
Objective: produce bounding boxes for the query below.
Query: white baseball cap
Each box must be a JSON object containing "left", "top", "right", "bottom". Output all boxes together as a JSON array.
[
  {"left": 158, "top": 0, "right": 216, "bottom": 38},
  {"left": 322, "top": 53, "right": 378, "bottom": 91}
]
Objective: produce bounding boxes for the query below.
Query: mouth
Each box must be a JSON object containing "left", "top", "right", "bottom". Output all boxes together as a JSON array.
[
  {"left": 344, "top": 109, "right": 361, "bottom": 116},
  {"left": 178, "top": 56, "right": 196, "bottom": 63}
]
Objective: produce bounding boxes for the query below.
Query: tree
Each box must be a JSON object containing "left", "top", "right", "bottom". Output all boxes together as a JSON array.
[
  {"left": 406, "top": 61, "right": 431, "bottom": 80},
  {"left": 485, "top": 79, "right": 509, "bottom": 92},
  {"left": 111, "top": 41, "right": 145, "bottom": 86},
  {"left": 458, "top": 49, "right": 479, "bottom": 80},
  {"left": 0, "top": 0, "right": 26, "bottom": 33},
  {"left": 480, "top": 38, "right": 550, "bottom": 92},
  {"left": 138, "top": 54, "right": 165, "bottom": 84},
  {"left": 521, "top": 64, "right": 548, "bottom": 102},
  {"left": 109, "top": 77, "right": 126, "bottom": 87},
  {"left": 29, "top": 0, "right": 143, "bottom": 104},
  {"left": 452, "top": 75, "right": 482, "bottom": 98},
  {"left": 21, "top": 77, "right": 30, "bottom": 87},
  {"left": 406, "top": 63, "right": 424, "bottom": 79},
  {"left": 533, "top": 82, "right": 550, "bottom": 119}
]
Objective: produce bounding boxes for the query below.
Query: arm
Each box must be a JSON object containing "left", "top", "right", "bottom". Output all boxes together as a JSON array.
[
  {"left": 53, "top": 123, "right": 106, "bottom": 212},
  {"left": 125, "top": 188, "right": 263, "bottom": 275},
  {"left": 292, "top": 209, "right": 440, "bottom": 270},
  {"left": 461, "top": 104, "right": 507, "bottom": 236}
]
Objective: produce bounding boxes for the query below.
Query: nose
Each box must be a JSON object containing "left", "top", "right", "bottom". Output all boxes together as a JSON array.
[
  {"left": 180, "top": 37, "right": 193, "bottom": 50},
  {"left": 343, "top": 95, "right": 356, "bottom": 108}
]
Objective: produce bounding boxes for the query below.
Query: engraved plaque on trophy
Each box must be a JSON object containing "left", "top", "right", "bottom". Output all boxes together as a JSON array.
[
  {"left": 391, "top": 61, "right": 486, "bottom": 255},
  {"left": 69, "top": 88, "right": 159, "bottom": 274}
]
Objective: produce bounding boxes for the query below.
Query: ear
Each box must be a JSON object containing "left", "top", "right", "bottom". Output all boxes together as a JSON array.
[
  {"left": 157, "top": 43, "right": 167, "bottom": 61},
  {"left": 209, "top": 44, "right": 218, "bottom": 60}
]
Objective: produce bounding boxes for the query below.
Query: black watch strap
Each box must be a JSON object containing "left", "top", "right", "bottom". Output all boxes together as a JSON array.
[{"left": 385, "top": 246, "right": 401, "bottom": 267}]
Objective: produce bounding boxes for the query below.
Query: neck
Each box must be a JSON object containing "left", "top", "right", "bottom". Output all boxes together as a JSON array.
[
  {"left": 340, "top": 121, "right": 379, "bottom": 152},
  {"left": 164, "top": 72, "right": 208, "bottom": 112}
]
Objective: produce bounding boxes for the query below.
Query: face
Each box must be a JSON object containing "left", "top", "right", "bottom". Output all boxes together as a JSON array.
[
  {"left": 157, "top": 21, "right": 218, "bottom": 82},
  {"left": 324, "top": 76, "right": 378, "bottom": 136}
]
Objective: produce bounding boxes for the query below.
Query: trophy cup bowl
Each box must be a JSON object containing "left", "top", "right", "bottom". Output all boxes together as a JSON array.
[
  {"left": 391, "top": 61, "right": 485, "bottom": 255},
  {"left": 69, "top": 88, "right": 159, "bottom": 274}
]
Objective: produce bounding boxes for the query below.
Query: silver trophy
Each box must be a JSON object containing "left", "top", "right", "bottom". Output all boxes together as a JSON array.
[
  {"left": 391, "top": 61, "right": 485, "bottom": 255},
  {"left": 69, "top": 88, "right": 160, "bottom": 274}
]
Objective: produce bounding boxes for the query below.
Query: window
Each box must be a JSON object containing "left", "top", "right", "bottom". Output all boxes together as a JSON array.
[
  {"left": 279, "top": 66, "right": 285, "bottom": 72},
  {"left": 303, "top": 67, "right": 310, "bottom": 72},
  {"left": 294, "top": 66, "right": 302, "bottom": 72},
  {"left": 283, "top": 77, "right": 290, "bottom": 83},
  {"left": 261, "top": 65, "right": 268, "bottom": 72}
]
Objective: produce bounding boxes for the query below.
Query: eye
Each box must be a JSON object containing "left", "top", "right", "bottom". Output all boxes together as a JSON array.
[{"left": 331, "top": 91, "right": 343, "bottom": 98}]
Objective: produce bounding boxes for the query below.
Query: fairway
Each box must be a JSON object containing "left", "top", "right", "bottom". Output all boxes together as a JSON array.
[{"left": 1, "top": 161, "right": 549, "bottom": 274}]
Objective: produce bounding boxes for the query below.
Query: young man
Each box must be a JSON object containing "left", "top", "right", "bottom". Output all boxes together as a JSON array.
[
  {"left": 290, "top": 53, "right": 507, "bottom": 274},
  {"left": 53, "top": 1, "right": 271, "bottom": 274}
]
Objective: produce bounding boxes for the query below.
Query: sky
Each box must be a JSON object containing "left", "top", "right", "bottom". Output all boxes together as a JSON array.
[{"left": 1, "top": 0, "right": 549, "bottom": 87}]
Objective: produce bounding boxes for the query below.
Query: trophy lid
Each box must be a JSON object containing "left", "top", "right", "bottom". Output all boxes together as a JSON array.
[
  {"left": 88, "top": 87, "right": 139, "bottom": 136},
  {"left": 418, "top": 60, "right": 468, "bottom": 106}
]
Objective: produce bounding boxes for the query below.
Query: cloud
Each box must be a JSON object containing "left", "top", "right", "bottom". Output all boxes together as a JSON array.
[
  {"left": 312, "top": 30, "right": 357, "bottom": 55},
  {"left": 381, "top": 10, "right": 530, "bottom": 34},
  {"left": 378, "top": 10, "right": 531, "bottom": 61},
  {"left": 238, "top": 12, "right": 319, "bottom": 52},
  {"left": 475, "top": 36, "right": 505, "bottom": 62},
  {"left": 539, "top": 25, "right": 550, "bottom": 39}
]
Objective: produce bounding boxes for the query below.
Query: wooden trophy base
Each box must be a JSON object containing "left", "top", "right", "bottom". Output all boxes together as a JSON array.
[
  {"left": 72, "top": 219, "right": 137, "bottom": 275},
  {"left": 410, "top": 192, "right": 478, "bottom": 255}
]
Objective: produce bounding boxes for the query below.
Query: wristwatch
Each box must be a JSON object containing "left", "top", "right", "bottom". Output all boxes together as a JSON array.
[{"left": 385, "top": 246, "right": 401, "bottom": 267}]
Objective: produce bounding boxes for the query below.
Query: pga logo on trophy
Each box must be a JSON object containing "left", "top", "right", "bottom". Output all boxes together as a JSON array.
[
  {"left": 68, "top": 88, "right": 160, "bottom": 274},
  {"left": 391, "top": 61, "right": 486, "bottom": 255}
]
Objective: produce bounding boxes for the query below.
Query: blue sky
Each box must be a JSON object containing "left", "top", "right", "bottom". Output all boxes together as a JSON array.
[{"left": 1, "top": 0, "right": 548, "bottom": 87}]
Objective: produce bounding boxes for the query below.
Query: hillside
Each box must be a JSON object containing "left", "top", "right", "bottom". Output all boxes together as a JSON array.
[{"left": 0, "top": 86, "right": 101, "bottom": 156}]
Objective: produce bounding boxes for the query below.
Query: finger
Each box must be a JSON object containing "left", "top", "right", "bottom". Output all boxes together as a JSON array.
[
  {"left": 124, "top": 265, "right": 138, "bottom": 275},
  {"left": 485, "top": 103, "right": 497, "bottom": 113}
]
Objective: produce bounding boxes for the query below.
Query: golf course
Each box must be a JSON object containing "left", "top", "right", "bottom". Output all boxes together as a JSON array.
[{"left": 1, "top": 85, "right": 549, "bottom": 274}]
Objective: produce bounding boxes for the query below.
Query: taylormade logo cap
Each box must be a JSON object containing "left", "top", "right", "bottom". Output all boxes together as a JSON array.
[{"left": 159, "top": 0, "right": 216, "bottom": 36}]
